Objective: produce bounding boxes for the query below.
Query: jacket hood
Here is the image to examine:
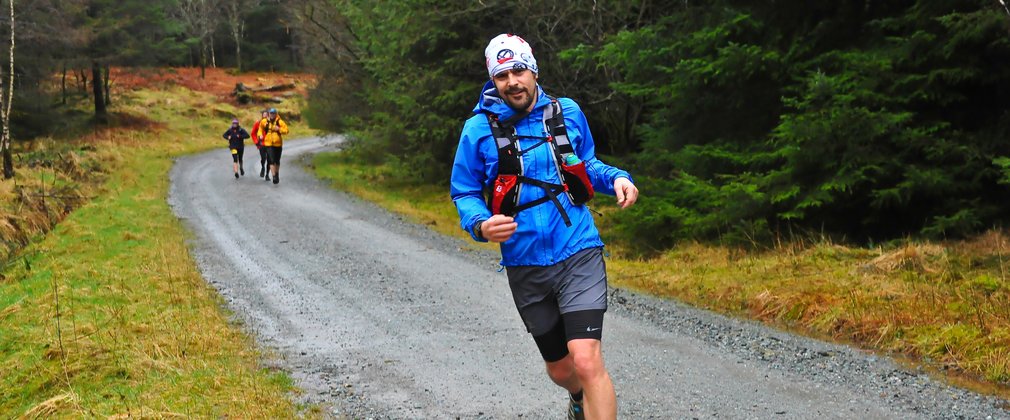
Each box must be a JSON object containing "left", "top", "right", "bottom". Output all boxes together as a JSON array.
[{"left": 471, "top": 80, "right": 550, "bottom": 121}]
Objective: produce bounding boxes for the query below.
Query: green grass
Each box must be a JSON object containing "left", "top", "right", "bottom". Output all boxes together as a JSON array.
[
  {"left": 1, "top": 85, "right": 315, "bottom": 418},
  {"left": 309, "top": 154, "right": 1010, "bottom": 399}
]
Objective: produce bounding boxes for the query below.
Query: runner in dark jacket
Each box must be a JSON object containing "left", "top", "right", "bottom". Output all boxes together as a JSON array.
[{"left": 223, "top": 118, "right": 250, "bottom": 179}]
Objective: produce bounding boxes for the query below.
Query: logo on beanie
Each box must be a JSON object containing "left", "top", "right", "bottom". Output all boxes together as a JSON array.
[
  {"left": 496, "top": 49, "right": 514, "bottom": 64},
  {"left": 485, "top": 34, "right": 539, "bottom": 77}
]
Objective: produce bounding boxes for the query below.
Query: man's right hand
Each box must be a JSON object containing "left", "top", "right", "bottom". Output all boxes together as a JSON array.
[{"left": 481, "top": 214, "right": 517, "bottom": 243}]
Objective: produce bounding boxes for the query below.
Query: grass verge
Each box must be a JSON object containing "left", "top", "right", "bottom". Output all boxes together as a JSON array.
[
  {"left": 1, "top": 83, "right": 316, "bottom": 417},
  {"left": 311, "top": 151, "right": 1010, "bottom": 399}
]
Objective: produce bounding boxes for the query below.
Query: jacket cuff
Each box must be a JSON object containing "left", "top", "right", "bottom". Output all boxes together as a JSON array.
[{"left": 465, "top": 216, "right": 489, "bottom": 242}]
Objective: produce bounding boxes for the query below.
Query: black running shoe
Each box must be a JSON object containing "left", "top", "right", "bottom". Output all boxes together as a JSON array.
[
  {"left": 260, "top": 167, "right": 265, "bottom": 177},
  {"left": 234, "top": 172, "right": 239, "bottom": 179},
  {"left": 567, "top": 396, "right": 585, "bottom": 420},
  {"left": 265, "top": 174, "right": 270, "bottom": 181},
  {"left": 273, "top": 174, "right": 279, "bottom": 184},
  {"left": 240, "top": 167, "right": 245, "bottom": 176}
]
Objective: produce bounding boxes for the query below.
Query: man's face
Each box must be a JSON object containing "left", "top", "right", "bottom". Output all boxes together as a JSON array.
[{"left": 492, "top": 68, "right": 537, "bottom": 113}]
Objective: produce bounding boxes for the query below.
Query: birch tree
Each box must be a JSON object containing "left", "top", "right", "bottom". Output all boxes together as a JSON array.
[
  {"left": 223, "top": 0, "right": 260, "bottom": 72},
  {"left": 0, "top": 0, "right": 14, "bottom": 179},
  {"left": 177, "top": 0, "right": 218, "bottom": 78}
]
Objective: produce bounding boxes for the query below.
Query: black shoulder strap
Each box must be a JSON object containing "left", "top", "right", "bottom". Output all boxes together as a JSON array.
[
  {"left": 543, "top": 98, "right": 575, "bottom": 156},
  {"left": 486, "top": 114, "right": 522, "bottom": 176}
]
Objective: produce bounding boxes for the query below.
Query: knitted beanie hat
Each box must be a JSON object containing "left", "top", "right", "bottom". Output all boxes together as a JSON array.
[{"left": 484, "top": 34, "right": 538, "bottom": 78}]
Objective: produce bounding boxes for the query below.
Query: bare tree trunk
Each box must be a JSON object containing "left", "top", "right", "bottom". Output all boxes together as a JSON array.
[
  {"left": 1, "top": 0, "right": 15, "bottom": 179},
  {"left": 61, "top": 63, "right": 67, "bottom": 105},
  {"left": 179, "top": 0, "right": 220, "bottom": 75},
  {"left": 92, "top": 62, "right": 107, "bottom": 123},
  {"left": 225, "top": 0, "right": 249, "bottom": 72},
  {"left": 1, "top": 146, "right": 10, "bottom": 179},
  {"left": 77, "top": 68, "right": 87, "bottom": 92},
  {"left": 103, "top": 64, "right": 111, "bottom": 106},
  {"left": 200, "top": 40, "right": 207, "bottom": 79}
]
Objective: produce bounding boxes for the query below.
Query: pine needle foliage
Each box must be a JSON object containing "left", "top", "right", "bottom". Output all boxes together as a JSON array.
[{"left": 305, "top": 0, "right": 1010, "bottom": 247}]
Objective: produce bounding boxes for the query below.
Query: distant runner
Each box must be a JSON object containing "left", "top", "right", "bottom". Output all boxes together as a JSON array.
[
  {"left": 257, "top": 108, "right": 289, "bottom": 184},
  {"left": 250, "top": 109, "right": 269, "bottom": 179},
  {"left": 223, "top": 118, "right": 250, "bottom": 179}
]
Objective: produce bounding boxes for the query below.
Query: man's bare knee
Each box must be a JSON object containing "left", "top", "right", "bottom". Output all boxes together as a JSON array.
[
  {"left": 569, "top": 340, "right": 605, "bottom": 380},
  {"left": 545, "top": 355, "right": 575, "bottom": 382}
]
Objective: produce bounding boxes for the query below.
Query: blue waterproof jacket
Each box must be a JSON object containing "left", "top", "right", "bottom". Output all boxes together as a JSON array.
[{"left": 450, "top": 81, "right": 633, "bottom": 267}]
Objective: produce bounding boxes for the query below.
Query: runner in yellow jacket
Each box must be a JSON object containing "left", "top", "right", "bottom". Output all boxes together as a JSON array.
[{"left": 257, "top": 108, "right": 289, "bottom": 184}]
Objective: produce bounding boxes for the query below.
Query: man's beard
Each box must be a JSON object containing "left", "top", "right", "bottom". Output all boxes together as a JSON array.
[{"left": 503, "top": 86, "right": 535, "bottom": 112}]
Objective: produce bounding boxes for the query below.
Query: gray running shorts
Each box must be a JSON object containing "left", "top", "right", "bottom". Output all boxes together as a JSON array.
[{"left": 505, "top": 247, "right": 607, "bottom": 336}]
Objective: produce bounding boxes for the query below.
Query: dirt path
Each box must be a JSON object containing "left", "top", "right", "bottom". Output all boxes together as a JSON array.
[{"left": 169, "top": 137, "right": 1009, "bottom": 418}]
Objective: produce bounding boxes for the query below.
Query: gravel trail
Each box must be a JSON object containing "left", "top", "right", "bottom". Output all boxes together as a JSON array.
[{"left": 169, "top": 137, "right": 1009, "bottom": 419}]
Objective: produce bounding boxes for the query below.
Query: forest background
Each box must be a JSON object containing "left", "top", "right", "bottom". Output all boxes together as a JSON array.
[
  {"left": 3, "top": 0, "right": 1010, "bottom": 401},
  {"left": 5, "top": 0, "right": 1010, "bottom": 248}
]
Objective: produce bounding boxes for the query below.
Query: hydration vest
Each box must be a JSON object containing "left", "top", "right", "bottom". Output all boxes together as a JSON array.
[{"left": 486, "top": 98, "right": 595, "bottom": 227}]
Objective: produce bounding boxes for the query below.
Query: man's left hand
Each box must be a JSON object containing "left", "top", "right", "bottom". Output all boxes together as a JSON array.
[{"left": 614, "top": 177, "right": 638, "bottom": 209}]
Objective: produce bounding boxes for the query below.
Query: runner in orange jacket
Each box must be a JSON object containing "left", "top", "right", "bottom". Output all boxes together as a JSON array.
[
  {"left": 257, "top": 108, "right": 289, "bottom": 184},
  {"left": 250, "top": 109, "right": 269, "bottom": 179}
]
